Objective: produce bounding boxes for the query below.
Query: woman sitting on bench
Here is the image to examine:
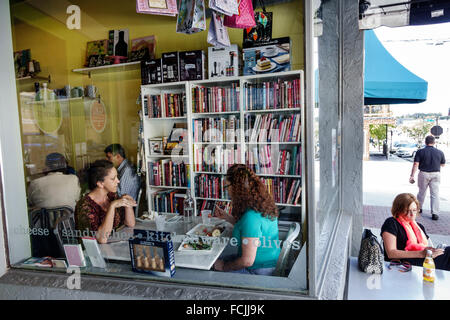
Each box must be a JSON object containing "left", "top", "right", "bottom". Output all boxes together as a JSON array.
[{"left": 381, "top": 193, "right": 450, "bottom": 270}]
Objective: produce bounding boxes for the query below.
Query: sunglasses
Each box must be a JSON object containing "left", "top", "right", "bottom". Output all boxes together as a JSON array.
[{"left": 388, "top": 260, "right": 411, "bottom": 272}]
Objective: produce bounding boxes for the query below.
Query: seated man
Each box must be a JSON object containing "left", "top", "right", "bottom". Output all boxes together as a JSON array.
[
  {"left": 28, "top": 153, "right": 81, "bottom": 210},
  {"left": 104, "top": 144, "right": 140, "bottom": 201}
]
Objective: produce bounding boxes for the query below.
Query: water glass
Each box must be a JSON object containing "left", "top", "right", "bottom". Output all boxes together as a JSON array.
[
  {"left": 155, "top": 215, "right": 166, "bottom": 230},
  {"left": 201, "top": 210, "right": 211, "bottom": 225}
]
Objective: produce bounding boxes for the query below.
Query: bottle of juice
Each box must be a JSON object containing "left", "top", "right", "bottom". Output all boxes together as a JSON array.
[{"left": 423, "top": 250, "right": 435, "bottom": 283}]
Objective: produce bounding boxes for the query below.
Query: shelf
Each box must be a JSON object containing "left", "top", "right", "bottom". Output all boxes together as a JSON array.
[
  {"left": 193, "top": 142, "right": 239, "bottom": 145},
  {"left": 194, "top": 171, "right": 226, "bottom": 175},
  {"left": 149, "top": 185, "right": 189, "bottom": 189},
  {"left": 245, "top": 141, "right": 301, "bottom": 145},
  {"left": 191, "top": 111, "right": 240, "bottom": 117},
  {"left": 245, "top": 108, "right": 301, "bottom": 113},
  {"left": 146, "top": 116, "right": 187, "bottom": 120},
  {"left": 276, "top": 203, "right": 301, "bottom": 208},
  {"left": 147, "top": 154, "right": 188, "bottom": 158},
  {"left": 196, "top": 197, "right": 231, "bottom": 202},
  {"left": 72, "top": 61, "right": 141, "bottom": 76},
  {"left": 256, "top": 173, "right": 301, "bottom": 178},
  {"left": 26, "top": 97, "right": 85, "bottom": 105},
  {"left": 16, "top": 74, "right": 51, "bottom": 83}
]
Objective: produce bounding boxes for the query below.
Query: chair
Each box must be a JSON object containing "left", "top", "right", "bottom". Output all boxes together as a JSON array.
[
  {"left": 29, "top": 206, "right": 75, "bottom": 258},
  {"left": 134, "top": 188, "right": 143, "bottom": 217},
  {"left": 273, "top": 222, "right": 301, "bottom": 277}
]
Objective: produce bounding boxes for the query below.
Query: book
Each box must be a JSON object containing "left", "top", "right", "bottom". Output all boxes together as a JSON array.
[
  {"left": 85, "top": 40, "right": 108, "bottom": 67},
  {"left": 82, "top": 237, "right": 107, "bottom": 268},
  {"left": 63, "top": 244, "right": 86, "bottom": 267},
  {"left": 22, "top": 256, "right": 53, "bottom": 267},
  {"left": 130, "top": 36, "right": 156, "bottom": 62}
]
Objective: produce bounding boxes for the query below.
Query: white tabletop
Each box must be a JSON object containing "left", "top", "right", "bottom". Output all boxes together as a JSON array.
[
  {"left": 99, "top": 217, "right": 233, "bottom": 271},
  {"left": 347, "top": 257, "right": 450, "bottom": 300}
]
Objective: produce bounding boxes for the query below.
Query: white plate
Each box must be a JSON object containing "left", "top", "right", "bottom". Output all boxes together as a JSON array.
[
  {"left": 178, "top": 237, "right": 214, "bottom": 253},
  {"left": 252, "top": 62, "right": 277, "bottom": 73},
  {"left": 186, "top": 223, "right": 225, "bottom": 237}
]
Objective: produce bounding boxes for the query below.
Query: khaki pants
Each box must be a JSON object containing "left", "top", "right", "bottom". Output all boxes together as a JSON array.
[{"left": 417, "top": 171, "right": 441, "bottom": 215}]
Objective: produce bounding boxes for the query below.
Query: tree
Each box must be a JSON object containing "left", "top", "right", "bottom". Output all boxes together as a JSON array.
[
  {"left": 402, "top": 123, "right": 433, "bottom": 145},
  {"left": 369, "top": 124, "right": 393, "bottom": 151}
]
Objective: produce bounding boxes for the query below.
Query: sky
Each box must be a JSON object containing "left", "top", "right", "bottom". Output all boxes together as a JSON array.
[{"left": 374, "top": 23, "right": 450, "bottom": 117}]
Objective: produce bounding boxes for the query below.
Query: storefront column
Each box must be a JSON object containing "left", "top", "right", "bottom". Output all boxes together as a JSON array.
[
  {"left": 315, "top": 0, "right": 364, "bottom": 299},
  {"left": 0, "top": 0, "right": 30, "bottom": 267}
]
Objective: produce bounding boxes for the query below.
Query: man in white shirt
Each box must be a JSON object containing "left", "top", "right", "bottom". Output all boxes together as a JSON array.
[{"left": 28, "top": 153, "right": 81, "bottom": 210}]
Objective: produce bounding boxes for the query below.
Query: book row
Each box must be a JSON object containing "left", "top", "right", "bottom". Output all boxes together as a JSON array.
[
  {"left": 144, "top": 93, "right": 186, "bottom": 118},
  {"left": 194, "top": 174, "right": 230, "bottom": 200},
  {"left": 246, "top": 145, "right": 301, "bottom": 176},
  {"left": 245, "top": 113, "right": 301, "bottom": 143},
  {"left": 260, "top": 177, "right": 302, "bottom": 205},
  {"left": 148, "top": 161, "right": 188, "bottom": 187},
  {"left": 192, "top": 116, "right": 240, "bottom": 143},
  {"left": 192, "top": 84, "right": 240, "bottom": 113},
  {"left": 244, "top": 78, "right": 301, "bottom": 110},
  {"left": 193, "top": 145, "right": 241, "bottom": 173},
  {"left": 151, "top": 189, "right": 186, "bottom": 214}
]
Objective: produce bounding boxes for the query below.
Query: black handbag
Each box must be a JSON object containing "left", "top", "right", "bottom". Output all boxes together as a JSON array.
[
  {"left": 358, "top": 229, "right": 384, "bottom": 274},
  {"left": 243, "top": 0, "right": 273, "bottom": 45}
]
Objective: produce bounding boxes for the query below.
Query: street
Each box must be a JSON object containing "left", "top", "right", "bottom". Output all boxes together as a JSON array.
[{"left": 364, "top": 153, "right": 450, "bottom": 212}]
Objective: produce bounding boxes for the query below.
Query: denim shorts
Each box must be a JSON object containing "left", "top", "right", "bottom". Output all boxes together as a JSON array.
[{"left": 230, "top": 267, "right": 275, "bottom": 276}]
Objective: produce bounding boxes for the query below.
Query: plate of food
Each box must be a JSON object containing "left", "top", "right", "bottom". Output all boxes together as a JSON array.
[
  {"left": 186, "top": 223, "right": 226, "bottom": 238},
  {"left": 178, "top": 237, "right": 213, "bottom": 253},
  {"left": 252, "top": 58, "right": 276, "bottom": 73}
]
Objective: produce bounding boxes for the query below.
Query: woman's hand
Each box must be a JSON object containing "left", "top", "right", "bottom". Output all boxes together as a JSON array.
[
  {"left": 423, "top": 247, "right": 444, "bottom": 259},
  {"left": 213, "top": 259, "right": 225, "bottom": 271},
  {"left": 112, "top": 195, "right": 137, "bottom": 209},
  {"left": 214, "top": 205, "right": 235, "bottom": 225}
]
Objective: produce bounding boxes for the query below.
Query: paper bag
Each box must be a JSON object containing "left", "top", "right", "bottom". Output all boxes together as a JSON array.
[
  {"left": 223, "top": 0, "right": 256, "bottom": 29},
  {"left": 208, "top": 12, "right": 231, "bottom": 47},
  {"left": 176, "top": 0, "right": 207, "bottom": 34}
]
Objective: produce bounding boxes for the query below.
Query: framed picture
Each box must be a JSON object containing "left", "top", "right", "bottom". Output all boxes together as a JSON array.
[
  {"left": 130, "top": 36, "right": 156, "bottom": 62},
  {"left": 149, "top": 137, "right": 164, "bottom": 155},
  {"left": 149, "top": 0, "right": 168, "bottom": 9},
  {"left": 85, "top": 40, "right": 108, "bottom": 67}
]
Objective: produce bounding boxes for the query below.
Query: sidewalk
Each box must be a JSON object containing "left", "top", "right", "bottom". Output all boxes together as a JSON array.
[{"left": 364, "top": 205, "right": 450, "bottom": 244}]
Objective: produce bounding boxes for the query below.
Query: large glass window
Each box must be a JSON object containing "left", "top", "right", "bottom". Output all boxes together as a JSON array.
[{"left": 8, "top": 0, "right": 309, "bottom": 294}]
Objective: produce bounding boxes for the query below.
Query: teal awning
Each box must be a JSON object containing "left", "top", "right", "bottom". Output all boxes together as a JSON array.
[{"left": 364, "top": 30, "right": 428, "bottom": 105}]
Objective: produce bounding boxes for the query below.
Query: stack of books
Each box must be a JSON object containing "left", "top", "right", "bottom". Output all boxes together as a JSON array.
[
  {"left": 192, "top": 116, "right": 240, "bottom": 143},
  {"left": 151, "top": 189, "right": 186, "bottom": 214},
  {"left": 148, "top": 160, "right": 188, "bottom": 187},
  {"left": 194, "top": 174, "right": 229, "bottom": 199},
  {"left": 260, "top": 177, "right": 302, "bottom": 205},
  {"left": 194, "top": 145, "right": 241, "bottom": 173},
  {"left": 192, "top": 84, "right": 240, "bottom": 113},
  {"left": 247, "top": 146, "right": 301, "bottom": 175},
  {"left": 144, "top": 92, "right": 186, "bottom": 118},
  {"left": 244, "top": 78, "right": 301, "bottom": 110},
  {"left": 245, "top": 113, "right": 301, "bottom": 143}
]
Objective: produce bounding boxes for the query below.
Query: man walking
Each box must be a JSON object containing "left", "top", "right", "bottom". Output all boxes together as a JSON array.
[
  {"left": 409, "top": 135, "right": 446, "bottom": 220},
  {"left": 105, "top": 144, "right": 141, "bottom": 201}
]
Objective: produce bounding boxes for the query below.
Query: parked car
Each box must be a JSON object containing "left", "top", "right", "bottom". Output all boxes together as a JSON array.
[
  {"left": 396, "top": 143, "right": 419, "bottom": 158},
  {"left": 390, "top": 141, "right": 410, "bottom": 154}
]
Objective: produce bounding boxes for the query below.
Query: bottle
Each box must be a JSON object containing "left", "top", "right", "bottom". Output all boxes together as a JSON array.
[
  {"left": 423, "top": 250, "right": 435, "bottom": 283},
  {"left": 183, "top": 189, "right": 194, "bottom": 224}
]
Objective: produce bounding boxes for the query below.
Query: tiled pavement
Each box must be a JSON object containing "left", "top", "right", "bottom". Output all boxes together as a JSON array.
[{"left": 364, "top": 205, "right": 450, "bottom": 236}]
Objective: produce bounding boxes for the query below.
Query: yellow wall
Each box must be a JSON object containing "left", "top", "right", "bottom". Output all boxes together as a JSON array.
[{"left": 11, "top": 0, "right": 304, "bottom": 175}]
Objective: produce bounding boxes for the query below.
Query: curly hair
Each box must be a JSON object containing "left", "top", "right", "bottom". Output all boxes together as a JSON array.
[
  {"left": 226, "top": 164, "right": 279, "bottom": 221},
  {"left": 78, "top": 160, "right": 114, "bottom": 190}
]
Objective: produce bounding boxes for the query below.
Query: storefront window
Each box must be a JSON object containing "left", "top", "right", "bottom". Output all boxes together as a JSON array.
[{"left": 8, "top": 0, "right": 309, "bottom": 293}]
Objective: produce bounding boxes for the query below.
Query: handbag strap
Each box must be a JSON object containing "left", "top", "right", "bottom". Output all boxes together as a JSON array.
[{"left": 253, "top": 0, "right": 266, "bottom": 12}]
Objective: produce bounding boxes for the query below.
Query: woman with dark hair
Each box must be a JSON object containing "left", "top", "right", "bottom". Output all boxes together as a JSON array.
[
  {"left": 213, "top": 164, "right": 280, "bottom": 275},
  {"left": 381, "top": 193, "right": 450, "bottom": 270},
  {"left": 75, "top": 160, "right": 136, "bottom": 243}
]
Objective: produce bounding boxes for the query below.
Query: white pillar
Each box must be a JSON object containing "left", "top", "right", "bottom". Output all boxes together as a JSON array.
[{"left": 0, "top": 0, "right": 31, "bottom": 268}]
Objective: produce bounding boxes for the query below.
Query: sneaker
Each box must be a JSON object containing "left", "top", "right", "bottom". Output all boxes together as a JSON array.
[{"left": 432, "top": 214, "right": 439, "bottom": 221}]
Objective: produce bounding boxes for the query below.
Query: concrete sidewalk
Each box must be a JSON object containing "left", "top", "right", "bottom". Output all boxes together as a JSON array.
[{"left": 364, "top": 205, "right": 450, "bottom": 244}]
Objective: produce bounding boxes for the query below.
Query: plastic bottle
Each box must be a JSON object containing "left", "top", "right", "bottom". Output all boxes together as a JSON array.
[
  {"left": 423, "top": 250, "right": 435, "bottom": 283},
  {"left": 183, "top": 188, "right": 194, "bottom": 224}
]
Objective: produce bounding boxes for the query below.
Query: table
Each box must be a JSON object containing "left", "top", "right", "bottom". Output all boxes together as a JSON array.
[
  {"left": 99, "top": 217, "right": 233, "bottom": 271},
  {"left": 347, "top": 257, "right": 450, "bottom": 300}
]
